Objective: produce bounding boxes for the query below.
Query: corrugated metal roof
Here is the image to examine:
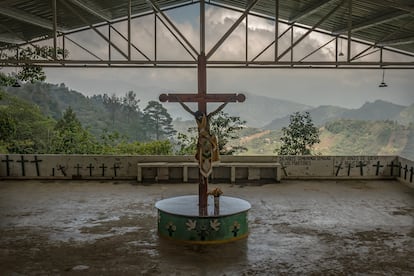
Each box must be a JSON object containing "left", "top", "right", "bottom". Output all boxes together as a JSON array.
[{"left": 0, "top": 0, "right": 413, "bottom": 55}]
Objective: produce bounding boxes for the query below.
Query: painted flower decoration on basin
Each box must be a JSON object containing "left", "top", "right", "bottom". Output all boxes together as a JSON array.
[
  {"left": 166, "top": 222, "right": 176, "bottom": 231},
  {"left": 231, "top": 221, "right": 241, "bottom": 237},
  {"left": 186, "top": 219, "right": 197, "bottom": 231},
  {"left": 208, "top": 187, "right": 223, "bottom": 197},
  {"left": 210, "top": 219, "right": 221, "bottom": 231},
  {"left": 166, "top": 222, "right": 176, "bottom": 237}
]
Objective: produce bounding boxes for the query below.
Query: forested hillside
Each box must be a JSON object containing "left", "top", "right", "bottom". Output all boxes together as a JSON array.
[
  {"left": 4, "top": 82, "right": 167, "bottom": 141},
  {"left": 3, "top": 81, "right": 413, "bottom": 160},
  {"left": 0, "top": 88, "right": 175, "bottom": 155},
  {"left": 240, "top": 119, "right": 413, "bottom": 159}
]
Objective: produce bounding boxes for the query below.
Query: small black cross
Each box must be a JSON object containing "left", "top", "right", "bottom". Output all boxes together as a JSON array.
[
  {"left": 112, "top": 164, "right": 120, "bottom": 177},
  {"left": 74, "top": 163, "right": 82, "bottom": 176},
  {"left": 410, "top": 167, "right": 413, "bottom": 183},
  {"left": 387, "top": 161, "right": 400, "bottom": 177},
  {"left": 1, "top": 155, "right": 13, "bottom": 176},
  {"left": 356, "top": 161, "right": 367, "bottom": 176},
  {"left": 335, "top": 162, "right": 343, "bottom": 176},
  {"left": 347, "top": 163, "right": 352, "bottom": 176},
  {"left": 57, "top": 165, "right": 67, "bottom": 176},
  {"left": 403, "top": 164, "right": 408, "bottom": 180},
  {"left": 31, "top": 155, "right": 42, "bottom": 176},
  {"left": 99, "top": 163, "right": 107, "bottom": 177},
  {"left": 398, "top": 162, "right": 402, "bottom": 177},
  {"left": 372, "top": 161, "right": 384, "bottom": 176},
  {"left": 87, "top": 163, "right": 94, "bottom": 176},
  {"left": 16, "top": 155, "right": 29, "bottom": 176}
]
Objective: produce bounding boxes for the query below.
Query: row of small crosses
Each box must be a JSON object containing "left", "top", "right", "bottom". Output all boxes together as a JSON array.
[
  {"left": 1, "top": 155, "right": 121, "bottom": 177},
  {"left": 2, "top": 155, "right": 414, "bottom": 182},
  {"left": 279, "top": 160, "right": 413, "bottom": 182}
]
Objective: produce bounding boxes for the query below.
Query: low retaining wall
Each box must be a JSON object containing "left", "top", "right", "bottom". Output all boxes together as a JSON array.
[{"left": 0, "top": 154, "right": 412, "bottom": 186}]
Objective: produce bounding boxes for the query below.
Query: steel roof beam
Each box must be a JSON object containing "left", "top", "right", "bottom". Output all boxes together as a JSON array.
[
  {"left": 288, "top": 0, "right": 335, "bottom": 23},
  {"left": 2, "top": 59, "right": 413, "bottom": 68},
  {"left": 67, "top": 0, "right": 112, "bottom": 22},
  {"left": 333, "top": 10, "right": 411, "bottom": 34},
  {"left": 0, "top": 6, "right": 66, "bottom": 32}
]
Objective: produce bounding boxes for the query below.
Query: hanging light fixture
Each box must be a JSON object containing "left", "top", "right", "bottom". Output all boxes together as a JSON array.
[
  {"left": 339, "top": 38, "right": 344, "bottom": 57},
  {"left": 379, "top": 69, "right": 388, "bottom": 88}
]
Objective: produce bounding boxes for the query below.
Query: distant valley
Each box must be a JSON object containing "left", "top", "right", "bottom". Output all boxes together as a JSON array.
[{"left": 4, "top": 81, "right": 414, "bottom": 160}]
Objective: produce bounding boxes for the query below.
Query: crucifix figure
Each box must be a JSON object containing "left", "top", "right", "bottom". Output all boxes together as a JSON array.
[{"left": 159, "top": 54, "right": 245, "bottom": 216}]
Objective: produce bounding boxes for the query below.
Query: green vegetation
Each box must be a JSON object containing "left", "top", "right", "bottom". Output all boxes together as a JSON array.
[
  {"left": 238, "top": 119, "right": 412, "bottom": 158},
  {"left": 276, "top": 112, "right": 320, "bottom": 155},
  {"left": 0, "top": 87, "right": 240, "bottom": 156},
  {"left": 318, "top": 119, "right": 409, "bottom": 155},
  {"left": 143, "top": 101, "right": 176, "bottom": 140},
  {"left": 1, "top": 78, "right": 412, "bottom": 158},
  {"left": 176, "top": 111, "right": 247, "bottom": 155},
  {"left": 0, "top": 90, "right": 173, "bottom": 155},
  {"left": 0, "top": 45, "right": 68, "bottom": 85}
]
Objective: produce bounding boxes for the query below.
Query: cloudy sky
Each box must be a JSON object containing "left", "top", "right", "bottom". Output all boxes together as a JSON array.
[{"left": 44, "top": 5, "right": 414, "bottom": 110}]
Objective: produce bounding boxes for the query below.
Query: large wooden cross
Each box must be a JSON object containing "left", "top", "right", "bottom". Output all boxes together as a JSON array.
[{"left": 159, "top": 54, "right": 245, "bottom": 216}]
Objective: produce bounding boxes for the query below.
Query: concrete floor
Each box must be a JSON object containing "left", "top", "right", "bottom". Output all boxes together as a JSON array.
[{"left": 0, "top": 180, "right": 413, "bottom": 275}]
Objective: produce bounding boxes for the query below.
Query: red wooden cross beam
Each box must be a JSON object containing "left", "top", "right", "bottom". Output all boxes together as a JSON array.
[{"left": 159, "top": 93, "right": 245, "bottom": 114}]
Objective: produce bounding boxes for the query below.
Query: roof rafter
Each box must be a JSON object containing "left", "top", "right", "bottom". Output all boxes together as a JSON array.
[
  {"left": 288, "top": 0, "right": 335, "bottom": 23},
  {"left": 333, "top": 10, "right": 412, "bottom": 34},
  {"left": 0, "top": 6, "right": 66, "bottom": 32}
]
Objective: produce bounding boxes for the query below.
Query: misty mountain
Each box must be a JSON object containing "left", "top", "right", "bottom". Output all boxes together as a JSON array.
[
  {"left": 342, "top": 100, "right": 407, "bottom": 121},
  {"left": 264, "top": 100, "right": 411, "bottom": 130},
  {"left": 6, "top": 82, "right": 412, "bottom": 137}
]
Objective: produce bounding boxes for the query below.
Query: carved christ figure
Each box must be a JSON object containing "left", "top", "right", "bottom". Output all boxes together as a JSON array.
[{"left": 178, "top": 101, "right": 228, "bottom": 177}]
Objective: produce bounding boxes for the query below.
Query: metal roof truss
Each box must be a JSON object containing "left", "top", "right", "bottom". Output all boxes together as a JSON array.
[{"left": 0, "top": 0, "right": 413, "bottom": 69}]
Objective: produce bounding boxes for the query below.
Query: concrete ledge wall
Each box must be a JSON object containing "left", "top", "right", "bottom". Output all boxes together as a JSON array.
[{"left": 1, "top": 154, "right": 411, "bottom": 184}]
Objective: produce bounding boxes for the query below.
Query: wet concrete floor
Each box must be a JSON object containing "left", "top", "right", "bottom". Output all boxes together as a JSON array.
[{"left": 0, "top": 180, "right": 413, "bottom": 275}]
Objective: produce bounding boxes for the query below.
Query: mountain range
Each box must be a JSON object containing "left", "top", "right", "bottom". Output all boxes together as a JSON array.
[
  {"left": 4, "top": 81, "right": 413, "bottom": 133},
  {"left": 263, "top": 100, "right": 414, "bottom": 130}
]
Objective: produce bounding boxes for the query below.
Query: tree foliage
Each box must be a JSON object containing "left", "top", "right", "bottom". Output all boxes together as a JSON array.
[
  {"left": 143, "top": 101, "right": 176, "bottom": 140},
  {"left": 0, "top": 45, "right": 68, "bottom": 86},
  {"left": 210, "top": 111, "right": 247, "bottom": 155},
  {"left": 0, "top": 90, "right": 174, "bottom": 155},
  {"left": 0, "top": 90, "right": 55, "bottom": 153},
  {"left": 50, "top": 107, "right": 100, "bottom": 154},
  {"left": 176, "top": 111, "right": 247, "bottom": 155},
  {"left": 277, "top": 111, "right": 320, "bottom": 155}
]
